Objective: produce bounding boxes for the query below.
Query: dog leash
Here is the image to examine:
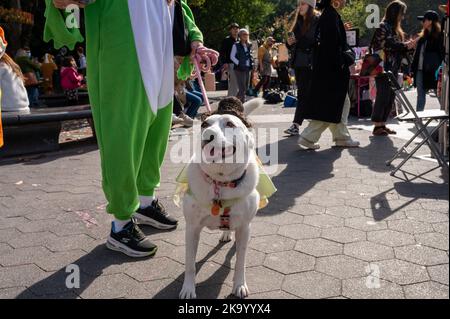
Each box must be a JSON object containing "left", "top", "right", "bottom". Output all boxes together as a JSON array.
[{"left": 191, "top": 46, "right": 219, "bottom": 113}]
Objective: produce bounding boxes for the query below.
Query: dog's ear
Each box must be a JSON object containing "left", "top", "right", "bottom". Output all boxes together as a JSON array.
[
  {"left": 243, "top": 98, "right": 264, "bottom": 116},
  {"left": 201, "top": 112, "right": 212, "bottom": 123},
  {"left": 209, "top": 101, "right": 219, "bottom": 113}
]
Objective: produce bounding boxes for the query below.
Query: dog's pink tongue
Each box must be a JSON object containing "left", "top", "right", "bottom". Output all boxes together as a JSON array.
[{"left": 224, "top": 146, "right": 234, "bottom": 156}]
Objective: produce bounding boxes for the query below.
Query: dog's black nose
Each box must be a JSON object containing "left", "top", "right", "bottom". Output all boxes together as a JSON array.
[{"left": 202, "top": 132, "right": 215, "bottom": 143}]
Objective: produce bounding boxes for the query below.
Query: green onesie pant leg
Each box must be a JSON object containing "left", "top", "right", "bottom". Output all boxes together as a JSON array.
[
  {"left": 85, "top": 1, "right": 158, "bottom": 221},
  {"left": 137, "top": 103, "right": 173, "bottom": 196}
]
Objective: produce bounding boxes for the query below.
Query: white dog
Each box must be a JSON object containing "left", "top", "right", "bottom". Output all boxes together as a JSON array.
[{"left": 179, "top": 98, "right": 264, "bottom": 299}]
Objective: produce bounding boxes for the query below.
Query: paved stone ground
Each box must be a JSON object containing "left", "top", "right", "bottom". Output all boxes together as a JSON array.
[{"left": 0, "top": 92, "right": 448, "bottom": 299}]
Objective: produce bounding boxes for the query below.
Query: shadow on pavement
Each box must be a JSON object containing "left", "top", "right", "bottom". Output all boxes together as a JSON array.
[
  {"left": 348, "top": 135, "right": 397, "bottom": 173},
  {"left": 0, "top": 138, "right": 98, "bottom": 167},
  {"left": 16, "top": 245, "right": 141, "bottom": 299},
  {"left": 257, "top": 134, "right": 343, "bottom": 216},
  {"left": 16, "top": 241, "right": 236, "bottom": 299},
  {"left": 348, "top": 134, "right": 449, "bottom": 220},
  {"left": 153, "top": 241, "right": 235, "bottom": 299}
]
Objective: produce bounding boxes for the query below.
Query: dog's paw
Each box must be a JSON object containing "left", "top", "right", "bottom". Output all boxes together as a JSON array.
[
  {"left": 232, "top": 283, "right": 249, "bottom": 299},
  {"left": 220, "top": 231, "right": 233, "bottom": 243},
  {"left": 179, "top": 284, "right": 197, "bottom": 299}
]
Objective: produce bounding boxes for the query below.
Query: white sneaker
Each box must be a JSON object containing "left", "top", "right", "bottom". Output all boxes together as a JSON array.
[
  {"left": 172, "top": 114, "right": 184, "bottom": 126},
  {"left": 179, "top": 112, "right": 194, "bottom": 127},
  {"left": 298, "top": 137, "right": 320, "bottom": 150},
  {"left": 335, "top": 139, "right": 360, "bottom": 148}
]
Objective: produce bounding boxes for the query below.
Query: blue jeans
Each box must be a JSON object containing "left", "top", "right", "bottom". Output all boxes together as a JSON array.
[
  {"left": 185, "top": 90, "right": 203, "bottom": 118},
  {"left": 416, "top": 70, "right": 426, "bottom": 112},
  {"left": 27, "top": 86, "right": 40, "bottom": 107}
]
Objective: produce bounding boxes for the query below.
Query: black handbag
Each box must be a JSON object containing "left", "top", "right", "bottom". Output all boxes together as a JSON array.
[
  {"left": 294, "top": 48, "right": 313, "bottom": 68},
  {"left": 173, "top": 0, "right": 191, "bottom": 56},
  {"left": 423, "top": 51, "right": 442, "bottom": 73}
]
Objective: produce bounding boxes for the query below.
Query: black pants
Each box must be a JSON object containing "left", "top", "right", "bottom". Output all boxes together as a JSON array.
[
  {"left": 277, "top": 62, "right": 291, "bottom": 92},
  {"left": 293, "top": 67, "right": 313, "bottom": 126},
  {"left": 173, "top": 95, "right": 183, "bottom": 116},
  {"left": 371, "top": 73, "right": 395, "bottom": 123},
  {"left": 235, "top": 69, "right": 250, "bottom": 103},
  {"left": 254, "top": 75, "right": 271, "bottom": 92}
]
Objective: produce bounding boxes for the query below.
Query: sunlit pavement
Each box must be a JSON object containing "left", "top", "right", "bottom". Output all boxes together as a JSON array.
[{"left": 0, "top": 90, "right": 448, "bottom": 299}]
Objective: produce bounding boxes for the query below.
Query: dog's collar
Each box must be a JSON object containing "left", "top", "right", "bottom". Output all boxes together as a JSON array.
[{"left": 202, "top": 170, "right": 247, "bottom": 189}]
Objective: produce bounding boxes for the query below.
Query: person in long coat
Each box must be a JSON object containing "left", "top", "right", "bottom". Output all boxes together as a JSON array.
[
  {"left": 411, "top": 10, "right": 445, "bottom": 111},
  {"left": 298, "top": 0, "right": 359, "bottom": 149}
]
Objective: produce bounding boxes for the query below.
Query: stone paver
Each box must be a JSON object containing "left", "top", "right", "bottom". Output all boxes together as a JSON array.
[
  {"left": 0, "top": 94, "right": 447, "bottom": 299},
  {"left": 282, "top": 271, "right": 341, "bottom": 299},
  {"left": 342, "top": 277, "right": 404, "bottom": 299},
  {"left": 404, "top": 282, "right": 449, "bottom": 299},
  {"left": 264, "top": 251, "right": 315, "bottom": 274},
  {"left": 249, "top": 235, "right": 296, "bottom": 254},
  {"left": 375, "top": 259, "right": 430, "bottom": 285},
  {"left": 344, "top": 241, "right": 394, "bottom": 262},
  {"left": 388, "top": 219, "right": 434, "bottom": 234},
  {"left": 427, "top": 264, "right": 449, "bottom": 285},
  {"left": 315, "top": 255, "right": 368, "bottom": 279},
  {"left": 322, "top": 227, "right": 366, "bottom": 244},
  {"left": 345, "top": 217, "right": 388, "bottom": 232},
  {"left": 395, "top": 245, "right": 449, "bottom": 266},
  {"left": 294, "top": 238, "right": 343, "bottom": 257},
  {"left": 406, "top": 211, "right": 448, "bottom": 224},
  {"left": 277, "top": 224, "right": 321, "bottom": 240},
  {"left": 414, "top": 233, "right": 449, "bottom": 251},
  {"left": 368, "top": 230, "right": 416, "bottom": 247}
]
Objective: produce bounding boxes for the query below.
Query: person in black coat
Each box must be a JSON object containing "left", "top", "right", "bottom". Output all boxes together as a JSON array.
[
  {"left": 411, "top": 10, "right": 445, "bottom": 111},
  {"left": 298, "top": 0, "right": 360, "bottom": 150},
  {"left": 284, "top": 0, "right": 320, "bottom": 137}
]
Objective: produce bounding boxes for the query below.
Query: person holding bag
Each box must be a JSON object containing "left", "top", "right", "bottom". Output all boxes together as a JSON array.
[
  {"left": 284, "top": 0, "right": 320, "bottom": 136},
  {"left": 411, "top": 10, "right": 444, "bottom": 111},
  {"left": 370, "top": 0, "right": 416, "bottom": 136},
  {"left": 297, "top": 0, "right": 359, "bottom": 150}
]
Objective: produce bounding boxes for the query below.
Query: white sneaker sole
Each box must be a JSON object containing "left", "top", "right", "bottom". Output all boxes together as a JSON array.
[
  {"left": 134, "top": 213, "right": 178, "bottom": 230},
  {"left": 298, "top": 138, "right": 320, "bottom": 150},
  {"left": 106, "top": 237, "right": 157, "bottom": 258},
  {"left": 284, "top": 130, "right": 299, "bottom": 136},
  {"left": 335, "top": 141, "right": 360, "bottom": 148}
]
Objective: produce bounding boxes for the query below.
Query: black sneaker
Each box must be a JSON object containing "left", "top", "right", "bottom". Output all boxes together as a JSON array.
[
  {"left": 134, "top": 199, "right": 178, "bottom": 230},
  {"left": 284, "top": 124, "right": 300, "bottom": 136},
  {"left": 106, "top": 220, "right": 158, "bottom": 258}
]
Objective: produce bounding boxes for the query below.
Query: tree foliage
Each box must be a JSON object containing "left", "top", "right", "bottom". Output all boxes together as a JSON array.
[
  {"left": 189, "top": 0, "right": 275, "bottom": 48},
  {"left": 190, "top": 0, "right": 444, "bottom": 50}
]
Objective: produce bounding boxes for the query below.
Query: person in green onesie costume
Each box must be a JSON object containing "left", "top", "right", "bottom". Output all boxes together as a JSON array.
[{"left": 45, "top": 0, "right": 206, "bottom": 258}]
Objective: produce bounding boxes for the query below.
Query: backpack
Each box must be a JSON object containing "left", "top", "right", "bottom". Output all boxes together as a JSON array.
[{"left": 264, "top": 90, "right": 284, "bottom": 104}]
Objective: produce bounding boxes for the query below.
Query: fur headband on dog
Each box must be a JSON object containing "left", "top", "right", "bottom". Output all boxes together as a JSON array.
[{"left": 201, "top": 97, "right": 253, "bottom": 128}]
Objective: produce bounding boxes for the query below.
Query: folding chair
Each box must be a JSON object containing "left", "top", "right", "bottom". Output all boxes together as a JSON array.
[{"left": 385, "top": 71, "right": 449, "bottom": 177}]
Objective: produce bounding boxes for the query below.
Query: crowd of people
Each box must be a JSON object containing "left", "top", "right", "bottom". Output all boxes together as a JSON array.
[
  {"left": 0, "top": 42, "right": 86, "bottom": 113},
  {"left": 214, "top": 0, "right": 446, "bottom": 147}
]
